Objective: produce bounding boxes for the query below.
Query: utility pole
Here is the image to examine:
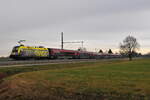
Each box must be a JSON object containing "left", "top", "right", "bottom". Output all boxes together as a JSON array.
[
  {"left": 61, "top": 32, "right": 63, "bottom": 49},
  {"left": 81, "top": 41, "right": 83, "bottom": 48}
]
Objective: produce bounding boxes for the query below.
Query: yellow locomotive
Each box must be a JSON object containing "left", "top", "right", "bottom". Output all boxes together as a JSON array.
[{"left": 10, "top": 45, "right": 49, "bottom": 60}]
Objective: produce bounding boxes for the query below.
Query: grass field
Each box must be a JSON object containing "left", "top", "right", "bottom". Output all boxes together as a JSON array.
[{"left": 0, "top": 58, "right": 150, "bottom": 100}]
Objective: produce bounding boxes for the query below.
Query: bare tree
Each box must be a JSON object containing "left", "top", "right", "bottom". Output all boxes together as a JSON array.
[
  {"left": 108, "top": 49, "right": 113, "bottom": 54},
  {"left": 99, "top": 49, "right": 103, "bottom": 53},
  {"left": 119, "top": 35, "right": 140, "bottom": 61}
]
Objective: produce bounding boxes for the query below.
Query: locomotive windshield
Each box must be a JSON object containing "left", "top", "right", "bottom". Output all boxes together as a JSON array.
[{"left": 12, "top": 46, "right": 19, "bottom": 52}]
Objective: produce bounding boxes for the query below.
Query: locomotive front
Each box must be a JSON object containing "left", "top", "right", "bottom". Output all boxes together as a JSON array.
[
  {"left": 10, "top": 46, "right": 50, "bottom": 60},
  {"left": 9, "top": 46, "right": 21, "bottom": 59}
]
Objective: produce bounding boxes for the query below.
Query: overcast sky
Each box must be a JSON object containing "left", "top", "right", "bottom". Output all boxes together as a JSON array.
[{"left": 0, "top": 0, "right": 150, "bottom": 56}]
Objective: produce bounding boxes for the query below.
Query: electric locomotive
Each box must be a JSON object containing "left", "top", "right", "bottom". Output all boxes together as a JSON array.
[{"left": 10, "top": 45, "right": 49, "bottom": 60}]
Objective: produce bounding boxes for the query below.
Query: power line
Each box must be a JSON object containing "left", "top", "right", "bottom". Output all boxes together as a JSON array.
[{"left": 61, "top": 32, "right": 84, "bottom": 49}]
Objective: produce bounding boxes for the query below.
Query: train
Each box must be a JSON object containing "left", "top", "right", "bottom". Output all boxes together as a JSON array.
[{"left": 9, "top": 45, "right": 121, "bottom": 60}]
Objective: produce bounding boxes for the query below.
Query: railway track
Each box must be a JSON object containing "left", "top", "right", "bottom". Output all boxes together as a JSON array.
[{"left": 0, "top": 59, "right": 98, "bottom": 67}]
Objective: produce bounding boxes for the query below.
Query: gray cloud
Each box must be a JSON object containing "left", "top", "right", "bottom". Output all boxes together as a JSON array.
[{"left": 0, "top": 0, "right": 150, "bottom": 56}]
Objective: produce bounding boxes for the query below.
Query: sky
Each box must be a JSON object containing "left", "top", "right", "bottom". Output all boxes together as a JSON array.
[{"left": 0, "top": 0, "right": 150, "bottom": 56}]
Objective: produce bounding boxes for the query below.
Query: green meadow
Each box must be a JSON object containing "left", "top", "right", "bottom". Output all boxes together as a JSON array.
[{"left": 0, "top": 58, "right": 150, "bottom": 100}]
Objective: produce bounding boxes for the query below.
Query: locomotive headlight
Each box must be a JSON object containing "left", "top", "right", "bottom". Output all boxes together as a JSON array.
[
  {"left": 11, "top": 52, "right": 15, "bottom": 55},
  {"left": 11, "top": 52, "right": 18, "bottom": 55},
  {"left": 12, "top": 52, "right": 16, "bottom": 55}
]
